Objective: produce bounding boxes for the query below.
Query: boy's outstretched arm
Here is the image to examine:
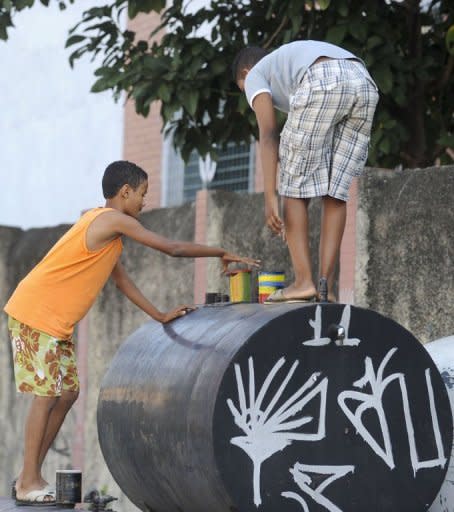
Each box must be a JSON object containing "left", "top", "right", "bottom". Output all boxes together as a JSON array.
[
  {"left": 252, "top": 93, "right": 283, "bottom": 235},
  {"left": 108, "top": 211, "right": 261, "bottom": 270},
  {"left": 111, "top": 261, "right": 195, "bottom": 323}
]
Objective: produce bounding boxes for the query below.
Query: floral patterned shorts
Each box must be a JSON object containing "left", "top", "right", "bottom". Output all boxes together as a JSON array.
[{"left": 8, "top": 316, "right": 80, "bottom": 396}]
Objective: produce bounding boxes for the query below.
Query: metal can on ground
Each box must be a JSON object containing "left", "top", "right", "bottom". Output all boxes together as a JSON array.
[{"left": 56, "top": 469, "right": 82, "bottom": 508}]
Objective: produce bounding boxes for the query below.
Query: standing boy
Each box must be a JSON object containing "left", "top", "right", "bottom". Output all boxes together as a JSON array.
[
  {"left": 232, "top": 40, "right": 379, "bottom": 302},
  {"left": 4, "top": 160, "right": 259, "bottom": 505}
]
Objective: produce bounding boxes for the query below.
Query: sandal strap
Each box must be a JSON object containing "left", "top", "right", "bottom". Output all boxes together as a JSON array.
[{"left": 318, "top": 277, "right": 328, "bottom": 303}]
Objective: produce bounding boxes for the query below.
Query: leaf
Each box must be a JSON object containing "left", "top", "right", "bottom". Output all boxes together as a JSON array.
[
  {"left": 162, "top": 102, "right": 179, "bottom": 123},
  {"left": 237, "top": 94, "right": 249, "bottom": 115},
  {"left": 337, "top": 0, "right": 348, "bottom": 17},
  {"left": 128, "top": 0, "right": 163, "bottom": 18},
  {"left": 91, "top": 77, "right": 112, "bottom": 93},
  {"left": 383, "top": 119, "right": 397, "bottom": 129},
  {"left": 12, "top": 0, "right": 33, "bottom": 10},
  {"left": 326, "top": 25, "right": 347, "bottom": 45},
  {"left": 290, "top": 15, "right": 302, "bottom": 35},
  {"left": 181, "top": 90, "right": 199, "bottom": 117},
  {"left": 348, "top": 19, "right": 367, "bottom": 42},
  {"left": 0, "top": 25, "right": 8, "bottom": 41},
  {"left": 157, "top": 83, "right": 171, "bottom": 103},
  {"left": 367, "top": 35, "right": 382, "bottom": 50},
  {"left": 446, "top": 25, "right": 454, "bottom": 56},
  {"left": 379, "top": 137, "right": 391, "bottom": 154},
  {"left": 437, "top": 132, "right": 454, "bottom": 147},
  {"left": 318, "top": 0, "right": 331, "bottom": 10},
  {"left": 210, "top": 59, "right": 225, "bottom": 75},
  {"left": 143, "top": 55, "right": 169, "bottom": 73},
  {"left": 65, "top": 34, "right": 85, "bottom": 48},
  {"left": 373, "top": 66, "right": 393, "bottom": 94},
  {"left": 68, "top": 47, "right": 85, "bottom": 68},
  {"left": 151, "top": 0, "right": 166, "bottom": 12}
]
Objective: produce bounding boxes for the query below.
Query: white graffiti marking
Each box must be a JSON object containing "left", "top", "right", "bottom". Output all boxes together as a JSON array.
[
  {"left": 282, "top": 463, "right": 355, "bottom": 512},
  {"left": 302, "top": 305, "right": 361, "bottom": 347},
  {"left": 338, "top": 348, "right": 447, "bottom": 474},
  {"left": 338, "top": 305, "right": 361, "bottom": 346},
  {"left": 227, "top": 357, "right": 328, "bottom": 507},
  {"left": 302, "top": 305, "right": 331, "bottom": 346}
]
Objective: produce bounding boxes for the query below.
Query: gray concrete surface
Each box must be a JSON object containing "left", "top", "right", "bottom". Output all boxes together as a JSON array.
[{"left": 356, "top": 166, "right": 454, "bottom": 342}]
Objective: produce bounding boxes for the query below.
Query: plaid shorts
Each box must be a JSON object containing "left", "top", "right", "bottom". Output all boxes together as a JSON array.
[
  {"left": 8, "top": 316, "right": 79, "bottom": 396},
  {"left": 278, "top": 59, "right": 379, "bottom": 201}
]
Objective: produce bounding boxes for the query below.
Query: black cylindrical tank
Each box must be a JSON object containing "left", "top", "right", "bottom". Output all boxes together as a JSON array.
[{"left": 97, "top": 303, "right": 452, "bottom": 512}]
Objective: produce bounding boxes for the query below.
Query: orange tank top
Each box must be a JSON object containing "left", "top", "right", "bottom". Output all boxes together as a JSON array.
[{"left": 4, "top": 207, "right": 123, "bottom": 339}]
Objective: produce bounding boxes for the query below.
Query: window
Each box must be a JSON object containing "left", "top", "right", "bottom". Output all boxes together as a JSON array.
[{"left": 161, "top": 137, "right": 255, "bottom": 206}]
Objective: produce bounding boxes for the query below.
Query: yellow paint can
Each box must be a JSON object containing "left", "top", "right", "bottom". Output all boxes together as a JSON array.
[{"left": 258, "top": 271, "right": 285, "bottom": 303}]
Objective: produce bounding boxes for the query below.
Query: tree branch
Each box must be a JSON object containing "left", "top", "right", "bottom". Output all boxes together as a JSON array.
[{"left": 263, "top": 16, "right": 288, "bottom": 49}]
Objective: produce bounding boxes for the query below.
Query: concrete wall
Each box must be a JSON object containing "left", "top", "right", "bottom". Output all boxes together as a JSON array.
[
  {"left": 201, "top": 190, "right": 325, "bottom": 300},
  {"left": 0, "top": 166, "right": 453, "bottom": 511},
  {"left": 355, "top": 166, "right": 454, "bottom": 342},
  {"left": 0, "top": 224, "right": 76, "bottom": 501}
]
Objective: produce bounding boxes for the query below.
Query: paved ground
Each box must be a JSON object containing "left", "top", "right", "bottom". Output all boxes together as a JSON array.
[{"left": 0, "top": 497, "right": 88, "bottom": 511}]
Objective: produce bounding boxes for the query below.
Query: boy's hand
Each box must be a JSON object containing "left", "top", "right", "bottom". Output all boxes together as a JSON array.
[
  {"left": 221, "top": 253, "right": 261, "bottom": 274},
  {"left": 265, "top": 194, "right": 284, "bottom": 235},
  {"left": 160, "top": 305, "right": 197, "bottom": 323}
]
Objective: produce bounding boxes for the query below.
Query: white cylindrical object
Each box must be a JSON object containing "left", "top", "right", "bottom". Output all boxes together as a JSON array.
[{"left": 426, "top": 336, "right": 454, "bottom": 512}]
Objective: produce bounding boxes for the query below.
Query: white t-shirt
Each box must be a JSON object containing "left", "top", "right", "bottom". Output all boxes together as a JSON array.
[{"left": 244, "top": 40, "right": 369, "bottom": 113}]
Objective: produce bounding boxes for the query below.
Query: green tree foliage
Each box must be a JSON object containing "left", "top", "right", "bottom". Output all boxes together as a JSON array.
[{"left": 1, "top": 0, "right": 453, "bottom": 167}]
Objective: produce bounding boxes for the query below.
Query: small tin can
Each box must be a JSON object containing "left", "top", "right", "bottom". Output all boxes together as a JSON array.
[
  {"left": 258, "top": 271, "right": 285, "bottom": 303},
  {"left": 229, "top": 269, "right": 252, "bottom": 303},
  {"left": 56, "top": 469, "right": 82, "bottom": 508}
]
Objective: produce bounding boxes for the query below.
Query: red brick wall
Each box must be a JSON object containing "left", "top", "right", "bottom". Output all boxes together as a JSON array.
[
  {"left": 193, "top": 189, "right": 209, "bottom": 304},
  {"left": 123, "top": 12, "right": 164, "bottom": 210}
]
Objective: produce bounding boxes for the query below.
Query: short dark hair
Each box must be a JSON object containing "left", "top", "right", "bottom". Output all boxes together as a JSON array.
[
  {"left": 232, "top": 46, "right": 268, "bottom": 82},
  {"left": 102, "top": 160, "right": 148, "bottom": 199}
]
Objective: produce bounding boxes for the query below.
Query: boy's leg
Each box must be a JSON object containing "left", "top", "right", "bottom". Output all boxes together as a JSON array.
[
  {"left": 16, "top": 395, "right": 57, "bottom": 501},
  {"left": 9, "top": 319, "right": 79, "bottom": 500},
  {"left": 281, "top": 197, "right": 317, "bottom": 299},
  {"left": 37, "top": 337, "right": 80, "bottom": 470},
  {"left": 322, "top": 64, "right": 378, "bottom": 301},
  {"left": 38, "top": 390, "right": 79, "bottom": 468},
  {"left": 319, "top": 196, "right": 347, "bottom": 301}
]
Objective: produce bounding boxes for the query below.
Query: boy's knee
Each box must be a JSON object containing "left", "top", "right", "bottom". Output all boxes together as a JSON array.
[
  {"left": 322, "top": 195, "right": 346, "bottom": 206},
  {"left": 59, "top": 390, "right": 80, "bottom": 408},
  {"left": 33, "top": 395, "right": 59, "bottom": 410}
]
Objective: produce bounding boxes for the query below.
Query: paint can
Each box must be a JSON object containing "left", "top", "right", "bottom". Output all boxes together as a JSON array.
[
  {"left": 229, "top": 269, "right": 252, "bottom": 303},
  {"left": 205, "top": 292, "right": 229, "bottom": 304},
  {"left": 205, "top": 292, "right": 218, "bottom": 304},
  {"left": 56, "top": 469, "right": 82, "bottom": 507},
  {"left": 258, "top": 271, "right": 285, "bottom": 303}
]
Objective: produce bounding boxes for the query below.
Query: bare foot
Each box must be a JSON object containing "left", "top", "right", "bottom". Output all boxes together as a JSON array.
[
  {"left": 16, "top": 475, "right": 49, "bottom": 492},
  {"left": 280, "top": 283, "right": 317, "bottom": 300}
]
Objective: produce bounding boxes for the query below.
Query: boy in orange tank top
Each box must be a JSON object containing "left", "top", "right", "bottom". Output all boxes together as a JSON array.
[{"left": 4, "top": 160, "right": 260, "bottom": 506}]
